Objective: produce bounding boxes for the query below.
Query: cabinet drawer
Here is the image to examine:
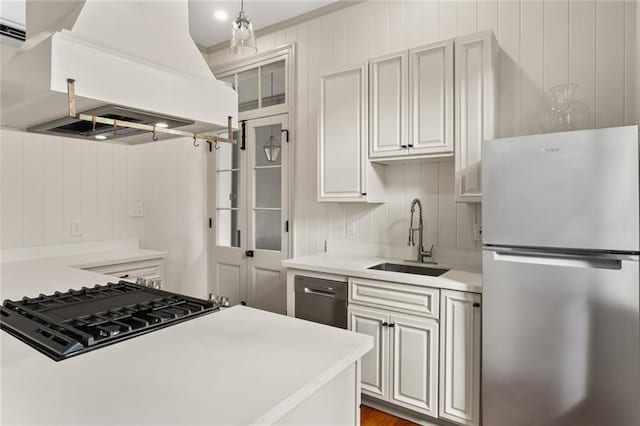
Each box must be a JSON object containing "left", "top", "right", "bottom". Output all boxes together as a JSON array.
[
  {"left": 349, "top": 278, "right": 439, "bottom": 319},
  {"left": 85, "top": 259, "right": 164, "bottom": 282}
]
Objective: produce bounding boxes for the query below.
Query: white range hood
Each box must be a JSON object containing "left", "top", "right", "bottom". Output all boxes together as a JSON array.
[{"left": 1, "top": 0, "right": 238, "bottom": 144}]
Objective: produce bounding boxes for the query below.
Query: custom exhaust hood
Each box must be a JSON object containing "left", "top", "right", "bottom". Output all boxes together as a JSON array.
[{"left": 1, "top": 0, "right": 238, "bottom": 145}]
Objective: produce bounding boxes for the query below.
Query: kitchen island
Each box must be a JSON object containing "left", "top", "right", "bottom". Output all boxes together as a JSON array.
[{"left": 0, "top": 256, "right": 372, "bottom": 425}]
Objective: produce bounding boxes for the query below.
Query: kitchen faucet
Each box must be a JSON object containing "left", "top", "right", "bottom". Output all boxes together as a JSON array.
[{"left": 408, "top": 198, "right": 435, "bottom": 264}]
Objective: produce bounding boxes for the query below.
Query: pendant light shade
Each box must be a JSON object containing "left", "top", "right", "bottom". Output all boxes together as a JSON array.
[
  {"left": 263, "top": 134, "right": 281, "bottom": 163},
  {"left": 230, "top": 0, "right": 256, "bottom": 55}
]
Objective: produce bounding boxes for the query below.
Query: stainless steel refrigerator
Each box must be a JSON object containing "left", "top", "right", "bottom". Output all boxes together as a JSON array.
[{"left": 482, "top": 125, "right": 640, "bottom": 426}]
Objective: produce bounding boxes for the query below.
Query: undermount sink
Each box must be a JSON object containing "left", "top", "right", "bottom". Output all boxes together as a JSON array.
[{"left": 367, "top": 262, "right": 449, "bottom": 277}]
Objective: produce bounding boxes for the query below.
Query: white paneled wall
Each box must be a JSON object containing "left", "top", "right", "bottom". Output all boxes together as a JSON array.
[
  {"left": 209, "top": 0, "right": 638, "bottom": 259},
  {"left": 127, "top": 139, "right": 209, "bottom": 297},
  {"left": 0, "top": 129, "right": 137, "bottom": 249}
]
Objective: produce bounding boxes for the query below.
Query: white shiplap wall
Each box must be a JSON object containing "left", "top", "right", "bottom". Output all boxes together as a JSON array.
[
  {"left": 127, "top": 140, "right": 209, "bottom": 297},
  {"left": 0, "top": 129, "right": 207, "bottom": 295},
  {"left": 208, "top": 0, "right": 638, "bottom": 259},
  {"left": 0, "top": 129, "right": 137, "bottom": 249}
]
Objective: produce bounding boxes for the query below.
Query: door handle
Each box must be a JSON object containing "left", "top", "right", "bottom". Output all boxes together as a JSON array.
[{"left": 245, "top": 250, "right": 254, "bottom": 257}]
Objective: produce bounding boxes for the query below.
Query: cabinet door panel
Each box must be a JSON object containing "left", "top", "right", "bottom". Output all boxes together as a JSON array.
[
  {"left": 455, "top": 31, "right": 496, "bottom": 202},
  {"left": 389, "top": 313, "right": 439, "bottom": 417},
  {"left": 440, "top": 290, "right": 481, "bottom": 426},
  {"left": 319, "top": 65, "right": 367, "bottom": 200},
  {"left": 348, "top": 305, "right": 389, "bottom": 399},
  {"left": 370, "top": 52, "right": 408, "bottom": 158},
  {"left": 409, "top": 40, "right": 454, "bottom": 156}
]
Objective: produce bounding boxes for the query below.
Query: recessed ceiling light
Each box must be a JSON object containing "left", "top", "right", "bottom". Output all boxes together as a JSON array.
[
  {"left": 155, "top": 122, "right": 169, "bottom": 128},
  {"left": 94, "top": 135, "right": 107, "bottom": 140},
  {"left": 214, "top": 10, "right": 228, "bottom": 22}
]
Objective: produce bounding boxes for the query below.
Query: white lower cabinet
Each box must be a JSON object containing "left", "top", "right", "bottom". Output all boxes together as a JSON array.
[
  {"left": 349, "top": 281, "right": 481, "bottom": 425},
  {"left": 84, "top": 258, "right": 164, "bottom": 283},
  {"left": 439, "top": 290, "right": 482, "bottom": 426},
  {"left": 389, "top": 312, "right": 439, "bottom": 417},
  {"left": 348, "top": 305, "right": 439, "bottom": 419},
  {"left": 349, "top": 305, "right": 388, "bottom": 398}
]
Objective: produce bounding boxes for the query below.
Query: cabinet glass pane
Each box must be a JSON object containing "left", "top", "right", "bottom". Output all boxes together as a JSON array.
[
  {"left": 254, "top": 210, "right": 281, "bottom": 251},
  {"left": 217, "top": 131, "right": 240, "bottom": 170},
  {"left": 217, "top": 209, "right": 240, "bottom": 247},
  {"left": 217, "top": 170, "right": 239, "bottom": 208},
  {"left": 238, "top": 68, "right": 259, "bottom": 112},
  {"left": 255, "top": 124, "right": 282, "bottom": 166},
  {"left": 255, "top": 168, "right": 281, "bottom": 208},
  {"left": 220, "top": 75, "right": 236, "bottom": 90},
  {"left": 261, "top": 60, "right": 285, "bottom": 107}
]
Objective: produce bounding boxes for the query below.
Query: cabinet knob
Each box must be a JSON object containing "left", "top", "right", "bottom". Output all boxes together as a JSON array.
[
  {"left": 400, "top": 145, "right": 408, "bottom": 149},
  {"left": 388, "top": 323, "right": 395, "bottom": 328},
  {"left": 382, "top": 322, "right": 388, "bottom": 327},
  {"left": 473, "top": 302, "right": 480, "bottom": 308}
]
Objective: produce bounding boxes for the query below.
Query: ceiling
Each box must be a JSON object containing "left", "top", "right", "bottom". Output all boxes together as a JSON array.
[{"left": 188, "top": 0, "right": 337, "bottom": 48}]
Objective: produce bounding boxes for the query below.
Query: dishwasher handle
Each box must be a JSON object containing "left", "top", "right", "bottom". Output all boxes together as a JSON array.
[
  {"left": 294, "top": 275, "right": 348, "bottom": 301},
  {"left": 303, "top": 287, "right": 336, "bottom": 298}
]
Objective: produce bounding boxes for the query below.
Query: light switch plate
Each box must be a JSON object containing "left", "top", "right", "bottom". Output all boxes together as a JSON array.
[
  {"left": 71, "top": 219, "right": 83, "bottom": 237},
  {"left": 129, "top": 202, "right": 144, "bottom": 218}
]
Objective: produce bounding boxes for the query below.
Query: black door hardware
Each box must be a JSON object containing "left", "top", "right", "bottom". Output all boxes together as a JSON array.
[{"left": 245, "top": 250, "right": 254, "bottom": 257}]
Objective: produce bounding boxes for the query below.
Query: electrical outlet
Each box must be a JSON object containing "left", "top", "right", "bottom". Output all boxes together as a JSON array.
[
  {"left": 71, "top": 219, "right": 83, "bottom": 237},
  {"left": 473, "top": 224, "right": 482, "bottom": 242},
  {"left": 129, "top": 202, "right": 144, "bottom": 218}
]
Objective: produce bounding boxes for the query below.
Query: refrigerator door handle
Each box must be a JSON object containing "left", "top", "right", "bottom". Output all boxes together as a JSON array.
[{"left": 491, "top": 250, "right": 628, "bottom": 270}]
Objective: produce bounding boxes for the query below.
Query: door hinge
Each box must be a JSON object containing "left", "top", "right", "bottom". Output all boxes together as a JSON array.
[
  {"left": 285, "top": 220, "right": 289, "bottom": 232},
  {"left": 208, "top": 218, "right": 212, "bottom": 228}
]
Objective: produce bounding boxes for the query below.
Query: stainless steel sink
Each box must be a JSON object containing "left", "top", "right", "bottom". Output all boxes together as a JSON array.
[{"left": 367, "top": 262, "right": 449, "bottom": 277}]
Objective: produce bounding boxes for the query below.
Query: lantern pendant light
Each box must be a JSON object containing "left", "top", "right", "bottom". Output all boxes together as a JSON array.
[
  {"left": 230, "top": 0, "right": 257, "bottom": 55},
  {"left": 263, "top": 72, "right": 281, "bottom": 163}
]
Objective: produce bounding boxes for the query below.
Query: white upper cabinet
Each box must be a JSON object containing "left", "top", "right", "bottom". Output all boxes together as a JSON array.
[
  {"left": 369, "top": 52, "right": 408, "bottom": 159},
  {"left": 319, "top": 64, "right": 386, "bottom": 203},
  {"left": 454, "top": 31, "right": 497, "bottom": 203},
  {"left": 408, "top": 40, "right": 454, "bottom": 157}
]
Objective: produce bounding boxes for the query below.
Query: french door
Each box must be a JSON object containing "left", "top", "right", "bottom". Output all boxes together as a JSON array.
[{"left": 210, "top": 114, "right": 289, "bottom": 314}]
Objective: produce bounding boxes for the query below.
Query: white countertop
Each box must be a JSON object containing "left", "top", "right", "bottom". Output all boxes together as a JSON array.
[
  {"left": 1, "top": 252, "right": 372, "bottom": 425},
  {"left": 283, "top": 252, "right": 482, "bottom": 293}
]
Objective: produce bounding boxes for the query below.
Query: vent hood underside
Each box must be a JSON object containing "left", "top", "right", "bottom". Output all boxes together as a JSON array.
[{"left": 1, "top": 0, "right": 238, "bottom": 144}]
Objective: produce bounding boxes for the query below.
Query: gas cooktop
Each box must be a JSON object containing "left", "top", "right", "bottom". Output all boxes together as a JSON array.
[{"left": 0, "top": 281, "right": 218, "bottom": 361}]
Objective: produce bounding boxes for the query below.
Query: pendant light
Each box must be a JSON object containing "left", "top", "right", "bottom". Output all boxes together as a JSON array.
[
  {"left": 263, "top": 72, "right": 281, "bottom": 162},
  {"left": 230, "top": 0, "right": 257, "bottom": 55}
]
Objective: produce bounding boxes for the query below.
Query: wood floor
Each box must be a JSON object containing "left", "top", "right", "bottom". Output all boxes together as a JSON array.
[{"left": 360, "top": 405, "right": 418, "bottom": 426}]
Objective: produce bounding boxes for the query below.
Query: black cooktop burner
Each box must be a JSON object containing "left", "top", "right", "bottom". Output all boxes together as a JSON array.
[{"left": 0, "top": 281, "right": 218, "bottom": 361}]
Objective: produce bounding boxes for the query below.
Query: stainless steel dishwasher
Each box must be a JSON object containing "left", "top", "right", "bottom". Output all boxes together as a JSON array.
[{"left": 294, "top": 275, "right": 347, "bottom": 329}]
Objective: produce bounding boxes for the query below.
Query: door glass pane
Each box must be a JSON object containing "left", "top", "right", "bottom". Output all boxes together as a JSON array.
[
  {"left": 217, "top": 170, "right": 239, "bottom": 208},
  {"left": 261, "top": 60, "right": 285, "bottom": 107},
  {"left": 255, "top": 124, "right": 282, "bottom": 167},
  {"left": 217, "top": 209, "right": 240, "bottom": 247},
  {"left": 217, "top": 131, "right": 240, "bottom": 170},
  {"left": 220, "top": 75, "right": 236, "bottom": 90},
  {"left": 238, "top": 68, "right": 259, "bottom": 112},
  {"left": 255, "top": 210, "right": 281, "bottom": 251},
  {"left": 255, "top": 168, "right": 281, "bottom": 208}
]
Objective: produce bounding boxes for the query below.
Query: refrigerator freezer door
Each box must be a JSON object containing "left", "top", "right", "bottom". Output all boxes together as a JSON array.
[
  {"left": 482, "top": 249, "right": 640, "bottom": 426},
  {"left": 483, "top": 126, "right": 639, "bottom": 251}
]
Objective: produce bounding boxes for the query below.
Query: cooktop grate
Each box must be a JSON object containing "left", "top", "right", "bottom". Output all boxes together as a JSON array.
[{"left": 0, "top": 281, "right": 218, "bottom": 361}]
